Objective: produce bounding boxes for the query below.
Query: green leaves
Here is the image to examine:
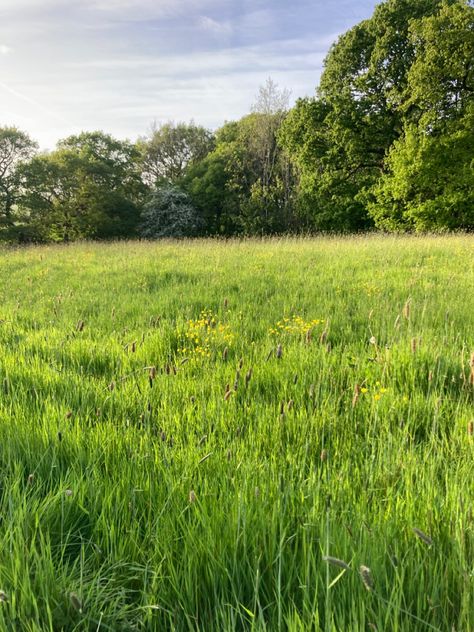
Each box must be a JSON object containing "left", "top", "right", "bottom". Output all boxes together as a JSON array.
[
  {"left": 18, "top": 132, "right": 145, "bottom": 241},
  {"left": 280, "top": 0, "right": 474, "bottom": 232},
  {"left": 369, "top": 1, "right": 474, "bottom": 231}
]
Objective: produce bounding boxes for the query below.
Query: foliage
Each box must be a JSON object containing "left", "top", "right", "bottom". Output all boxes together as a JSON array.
[
  {"left": 19, "top": 132, "right": 145, "bottom": 241},
  {"left": 181, "top": 151, "right": 240, "bottom": 235},
  {"left": 0, "top": 127, "right": 37, "bottom": 236},
  {"left": 182, "top": 92, "right": 297, "bottom": 236},
  {"left": 280, "top": 0, "right": 467, "bottom": 231},
  {"left": 369, "top": 0, "right": 474, "bottom": 230},
  {"left": 139, "top": 185, "right": 203, "bottom": 238},
  {"left": 139, "top": 121, "right": 215, "bottom": 185},
  {"left": 369, "top": 107, "right": 474, "bottom": 230},
  {"left": 0, "top": 236, "right": 473, "bottom": 630}
]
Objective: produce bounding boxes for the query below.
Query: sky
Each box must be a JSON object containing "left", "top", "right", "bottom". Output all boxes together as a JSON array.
[{"left": 0, "top": 0, "right": 379, "bottom": 150}]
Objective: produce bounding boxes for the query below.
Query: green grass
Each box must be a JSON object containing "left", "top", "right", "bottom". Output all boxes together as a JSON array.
[{"left": 0, "top": 235, "right": 473, "bottom": 631}]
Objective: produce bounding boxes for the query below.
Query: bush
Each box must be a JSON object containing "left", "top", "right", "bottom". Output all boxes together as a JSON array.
[{"left": 139, "top": 186, "right": 203, "bottom": 238}]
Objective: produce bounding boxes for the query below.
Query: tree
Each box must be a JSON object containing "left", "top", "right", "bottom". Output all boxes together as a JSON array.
[
  {"left": 369, "top": 0, "right": 474, "bottom": 230},
  {"left": 0, "top": 127, "right": 37, "bottom": 234},
  {"left": 19, "top": 131, "right": 146, "bottom": 241},
  {"left": 139, "top": 121, "right": 215, "bottom": 185},
  {"left": 280, "top": 0, "right": 452, "bottom": 230},
  {"left": 139, "top": 186, "right": 203, "bottom": 238},
  {"left": 181, "top": 151, "right": 240, "bottom": 236},
  {"left": 19, "top": 151, "right": 104, "bottom": 242},
  {"left": 402, "top": 0, "right": 474, "bottom": 125},
  {"left": 206, "top": 80, "right": 297, "bottom": 234}
]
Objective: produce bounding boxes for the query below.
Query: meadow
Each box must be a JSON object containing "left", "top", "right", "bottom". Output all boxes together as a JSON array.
[{"left": 0, "top": 235, "right": 473, "bottom": 631}]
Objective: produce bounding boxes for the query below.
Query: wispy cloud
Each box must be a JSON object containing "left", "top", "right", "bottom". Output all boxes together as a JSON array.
[
  {"left": 0, "top": 0, "right": 379, "bottom": 148},
  {"left": 0, "top": 80, "right": 77, "bottom": 127},
  {"left": 197, "top": 16, "right": 232, "bottom": 35}
]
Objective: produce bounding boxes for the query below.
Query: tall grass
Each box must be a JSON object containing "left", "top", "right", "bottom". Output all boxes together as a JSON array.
[{"left": 0, "top": 235, "right": 472, "bottom": 631}]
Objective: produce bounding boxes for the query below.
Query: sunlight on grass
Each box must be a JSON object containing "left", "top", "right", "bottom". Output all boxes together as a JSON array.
[{"left": 0, "top": 235, "right": 472, "bottom": 630}]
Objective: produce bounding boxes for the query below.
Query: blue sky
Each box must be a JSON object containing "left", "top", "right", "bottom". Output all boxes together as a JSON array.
[{"left": 0, "top": 0, "right": 378, "bottom": 149}]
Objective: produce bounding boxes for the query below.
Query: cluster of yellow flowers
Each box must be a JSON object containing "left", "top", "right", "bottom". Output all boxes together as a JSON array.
[
  {"left": 179, "top": 310, "right": 234, "bottom": 358},
  {"left": 362, "top": 282, "right": 381, "bottom": 297},
  {"left": 269, "top": 315, "right": 324, "bottom": 337},
  {"left": 360, "top": 381, "right": 388, "bottom": 401}
]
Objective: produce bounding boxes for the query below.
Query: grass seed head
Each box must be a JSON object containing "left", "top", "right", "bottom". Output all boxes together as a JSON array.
[
  {"left": 69, "top": 592, "right": 83, "bottom": 613},
  {"left": 222, "top": 347, "right": 228, "bottom": 361},
  {"left": 188, "top": 490, "right": 197, "bottom": 503},
  {"left": 468, "top": 420, "right": 473, "bottom": 437},
  {"left": 359, "top": 565, "right": 374, "bottom": 591},
  {"left": 322, "top": 556, "right": 350, "bottom": 570},
  {"left": 403, "top": 299, "right": 411, "bottom": 319},
  {"left": 413, "top": 527, "right": 433, "bottom": 546}
]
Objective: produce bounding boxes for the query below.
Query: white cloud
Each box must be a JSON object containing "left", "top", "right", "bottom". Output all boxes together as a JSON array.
[
  {"left": 198, "top": 16, "right": 232, "bottom": 34},
  {"left": 0, "top": 0, "right": 378, "bottom": 148}
]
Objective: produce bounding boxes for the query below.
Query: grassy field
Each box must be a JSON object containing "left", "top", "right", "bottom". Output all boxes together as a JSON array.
[{"left": 0, "top": 235, "right": 473, "bottom": 631}]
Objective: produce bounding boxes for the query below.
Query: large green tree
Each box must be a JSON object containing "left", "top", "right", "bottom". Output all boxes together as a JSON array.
[
  {"left": 139, "top": 121, "right": 215, "bottom": 186},
  {"left": 20, "top": 132, "right": 145, "bottom": 241},
  {"left": 369, "top": 1, "right": 474, "bottom": 230},
  {"left": 0, "top": 127, "right": 37, "bottom": 235},
  {"left": 280, "top": 0, "right": 454, "bottom": 230},
  {"left": 198, "top": 80, "right": 296, "bottom": 235},
  {"left": 181, "top": 81, "right": 297, "bottom": 237}
]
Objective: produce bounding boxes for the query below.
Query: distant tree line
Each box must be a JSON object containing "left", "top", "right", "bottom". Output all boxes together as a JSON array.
[{"left": 1, "top": 0, "right": 472, "bottom": 242}]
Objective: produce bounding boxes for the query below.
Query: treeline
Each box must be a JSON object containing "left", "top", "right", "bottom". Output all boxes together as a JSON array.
[{"left": 1, "top": 0, "right": 473, "bottom": 243}]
